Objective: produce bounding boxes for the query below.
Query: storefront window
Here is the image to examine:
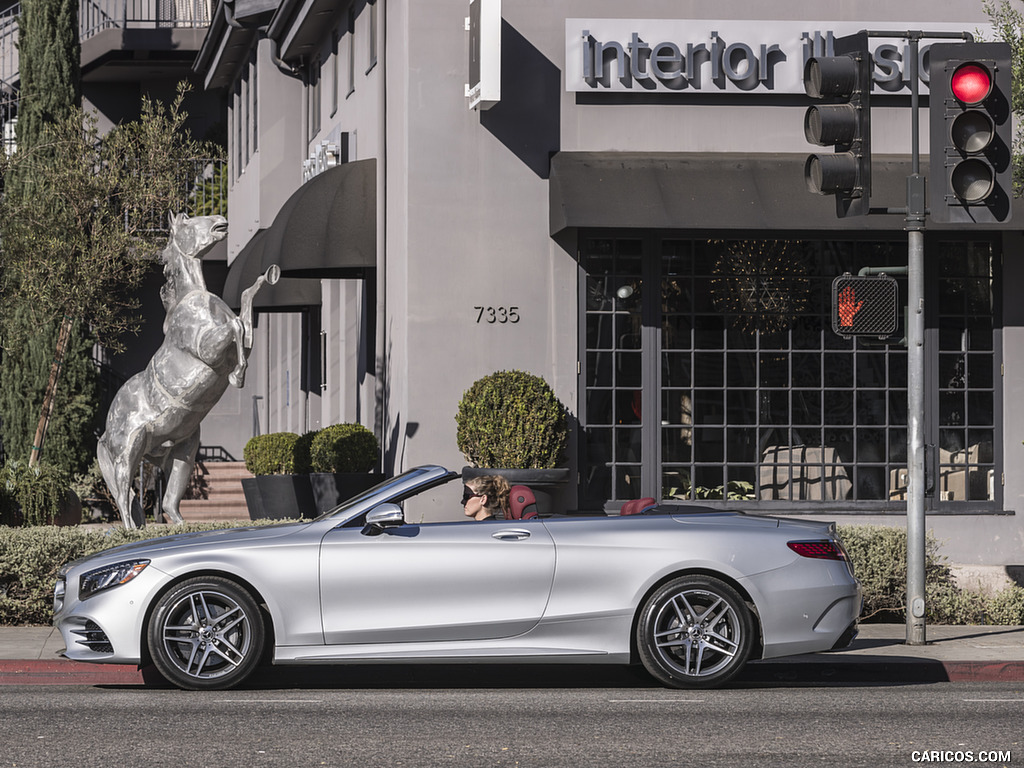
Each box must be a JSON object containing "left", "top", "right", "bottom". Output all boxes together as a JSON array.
[{"left": 579, "top": 234, "right": 1001, "bottom": 511}]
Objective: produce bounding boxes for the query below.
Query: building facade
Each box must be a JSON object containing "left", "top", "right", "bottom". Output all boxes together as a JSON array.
[{"left": 196, "top": 0, "right": 1024, "bottom": 565}]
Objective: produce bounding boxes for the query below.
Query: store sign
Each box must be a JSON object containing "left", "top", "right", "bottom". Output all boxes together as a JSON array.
[
  {"left": 566, "top": 19, "right": 995, "bottom": 94},
  {"left": 466, "top": 0, "right": 501, "bottom": 109}
]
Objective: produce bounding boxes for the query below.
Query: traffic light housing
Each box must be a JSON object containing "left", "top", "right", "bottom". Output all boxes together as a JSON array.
[
  {"left": 831, "top": 274, "right": 899, "bottom": 337},
  {"left": 803, "top": 32, "right": 872, "bottom": 217},
  {"left": 929, "top": 42, "right": 1012, "bottom": 223}
]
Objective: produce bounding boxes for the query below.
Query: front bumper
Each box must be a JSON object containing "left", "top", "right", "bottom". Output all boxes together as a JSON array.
[{"left": 53, "top": 565, "right": 170, "bottom": 665}]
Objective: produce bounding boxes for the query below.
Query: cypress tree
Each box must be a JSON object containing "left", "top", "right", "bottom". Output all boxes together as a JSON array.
[
  {"left": 15, "top": 0, "right": 81, "bottom": 150},
  {"left": 0, "top": 0, "right": 88, "bottom": 471}
]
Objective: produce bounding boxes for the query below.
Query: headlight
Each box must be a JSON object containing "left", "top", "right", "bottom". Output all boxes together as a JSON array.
[{"left": 79, "top": 560, "right": 150, "bottom": 600}]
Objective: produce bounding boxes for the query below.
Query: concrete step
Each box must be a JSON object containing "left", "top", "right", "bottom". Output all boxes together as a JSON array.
[{"left": 178, "top": 461, "right": 254, "bottom": 523}]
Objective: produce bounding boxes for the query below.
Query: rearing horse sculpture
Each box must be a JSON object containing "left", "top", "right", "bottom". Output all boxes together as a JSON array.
[{"left": 98, "top": 213, "right": 279, "bottom": 528}]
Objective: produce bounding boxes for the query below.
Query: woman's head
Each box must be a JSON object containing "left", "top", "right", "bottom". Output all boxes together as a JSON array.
[{"left": 462, "top": 474, "right": 511, "bottom": 520}]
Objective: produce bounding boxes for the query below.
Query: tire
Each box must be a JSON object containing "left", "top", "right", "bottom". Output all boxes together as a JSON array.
[
  {"left": 636, "top": 575, "right": 755, "bottom": 689},
  {"left": 147, "top": 576, "right": 265, "bottom": 691}
]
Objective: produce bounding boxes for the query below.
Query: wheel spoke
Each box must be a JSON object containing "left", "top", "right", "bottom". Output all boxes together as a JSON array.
[{"left": 672, "top": 593, "right": 697, "bottom": 625}]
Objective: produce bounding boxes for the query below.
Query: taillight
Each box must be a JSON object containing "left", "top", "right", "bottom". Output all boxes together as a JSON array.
[{"left": 788, "top": 540, "right": 847, "bottom": 560}]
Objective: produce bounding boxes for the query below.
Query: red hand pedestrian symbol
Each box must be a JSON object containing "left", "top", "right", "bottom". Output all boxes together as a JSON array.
[{"left": 838, "top": 285, "right": 863, "bottom": 328}]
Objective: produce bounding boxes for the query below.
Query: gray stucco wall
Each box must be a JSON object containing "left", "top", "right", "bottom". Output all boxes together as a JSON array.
[{"left": 215, "top": 0, "right": 1023, "bottom": 560}]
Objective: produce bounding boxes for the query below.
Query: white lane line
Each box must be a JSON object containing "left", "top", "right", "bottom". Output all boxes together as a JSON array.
[
  {"left": 608, "top": 699, "right": 705, "bottom": 703},
  {"left": 963, "top": 699, "right": 1024, "bottom": 702}
]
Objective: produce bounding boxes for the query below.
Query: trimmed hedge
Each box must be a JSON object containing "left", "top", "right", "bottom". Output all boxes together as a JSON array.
[
  {"left": 456, "top": 370, "right": 568, "bottom": 469},
  {"left": 243, "top": 432, "right": 304, "bottom": 476},
  {"left": 310, "top": 423, "right": 380, "bottom": 473}
]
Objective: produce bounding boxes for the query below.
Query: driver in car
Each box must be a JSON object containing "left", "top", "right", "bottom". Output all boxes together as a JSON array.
[{"left": 462, "top": 475, "right": 511, "bottom": 520}]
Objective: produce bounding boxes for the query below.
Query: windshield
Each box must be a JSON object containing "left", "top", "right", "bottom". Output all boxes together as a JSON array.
[{"left": 315, "top": 467, "right": 458, "bottom": 522}]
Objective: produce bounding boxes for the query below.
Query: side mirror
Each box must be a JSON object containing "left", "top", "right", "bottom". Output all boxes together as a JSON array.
[{"left": 362, "top": 504, "right": 405, "bottom": 536}]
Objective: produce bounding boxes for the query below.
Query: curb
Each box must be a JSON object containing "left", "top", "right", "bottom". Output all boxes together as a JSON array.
[
  {"left": 2, "top": 658, "right": 1023, "bottom": 687},
  {"left": 0, "top": 660, "right": 146, "bottom": 686},
  {"left": 744, "top": 658, "right": 1024, "bottom": 684}
]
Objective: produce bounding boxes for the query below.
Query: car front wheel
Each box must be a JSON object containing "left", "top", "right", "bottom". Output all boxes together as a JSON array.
[
  {"left": 147, "top": 576, "right": 265, "bottom": 691},
  {"left": 636, "top": 575, "right": 754, "bottom": 689}
]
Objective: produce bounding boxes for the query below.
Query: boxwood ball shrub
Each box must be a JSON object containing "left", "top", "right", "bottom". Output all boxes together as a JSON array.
[
  {"left": 456, "top": 370, "right": 568, "bottom": 469},
  {"left": 310, "top": 424, "right": 380, "bottom": 473},
  {"left": 243, "top": 432, "right": 302, "bottom": 476}
]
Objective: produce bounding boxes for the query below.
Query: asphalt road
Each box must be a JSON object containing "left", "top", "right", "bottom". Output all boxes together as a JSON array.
[{"left": 1, "top": 681, "right": 1021, "bottom": 768}]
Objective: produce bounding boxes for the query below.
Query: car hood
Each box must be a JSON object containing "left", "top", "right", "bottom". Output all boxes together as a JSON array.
[{"left": 64, "top": 522, "right": 308, "bottom": 571}]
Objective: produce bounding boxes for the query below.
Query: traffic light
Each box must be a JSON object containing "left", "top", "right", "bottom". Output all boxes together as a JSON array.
[
  {"left": 929, "top": 42, "right": 1012, "bottom": 223},
  {"left": 803, "top": 32, "right": 872, "bottom": 217},
  {"left": 831, "top": 274, "right": 899, "bottom": 337}
]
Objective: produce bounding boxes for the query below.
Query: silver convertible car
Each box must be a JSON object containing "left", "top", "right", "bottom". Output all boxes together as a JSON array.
[{"left": 53, "top": 465, "right": 861, "bottom": 690}]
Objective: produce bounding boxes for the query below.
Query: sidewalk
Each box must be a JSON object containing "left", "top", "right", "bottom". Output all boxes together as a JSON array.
[{"left": 0, "top": 624, "right": 1022, "bottom": 686}]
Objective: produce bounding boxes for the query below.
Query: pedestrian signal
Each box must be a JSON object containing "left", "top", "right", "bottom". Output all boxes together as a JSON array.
[{"left": 831, "top": 274, "right": 899, "bottom": 337}]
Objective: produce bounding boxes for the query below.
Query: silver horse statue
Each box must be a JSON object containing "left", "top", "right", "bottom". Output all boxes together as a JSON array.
[{"left": 98, "top": 213, "right": 279, "bottom": 528}]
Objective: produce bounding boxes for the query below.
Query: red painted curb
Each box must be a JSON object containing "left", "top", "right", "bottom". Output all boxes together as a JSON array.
[
  {"left": 943, "top": 661, "right": 1024, "bottom": 682},
  {"left": 0, "top": 660, "right": 145, "bottom": 686}
]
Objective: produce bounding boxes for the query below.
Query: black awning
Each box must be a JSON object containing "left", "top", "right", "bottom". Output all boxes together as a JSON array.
[
  {"left": 222, "top": 229, "right": 322, "bottom": 311},
  {"left": 549, "top": 152, "right": 1021, "bottom": 234},
  {"left": 262, "top": 158, "right": 376, "bottom": 278}
]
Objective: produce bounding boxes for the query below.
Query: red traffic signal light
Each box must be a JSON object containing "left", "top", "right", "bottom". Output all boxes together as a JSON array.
[
  {"left": 929, "top": 42, "right": 1012, "bottom": 223},
  {"left": 950, "top": 62, "right": 993, "bottom": 105},
  {"left": 831, "top": 274, "right": 899, "bottom": 337}
]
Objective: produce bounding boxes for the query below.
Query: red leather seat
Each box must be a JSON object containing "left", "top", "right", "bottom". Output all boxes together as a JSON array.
[{"left": 620, "top": 497, "right": 657, "bottom": 515}]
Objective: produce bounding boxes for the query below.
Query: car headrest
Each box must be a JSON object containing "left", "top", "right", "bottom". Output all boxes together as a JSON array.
[{"left": 508, "top": 485, "right": 538, "bottom": 520}]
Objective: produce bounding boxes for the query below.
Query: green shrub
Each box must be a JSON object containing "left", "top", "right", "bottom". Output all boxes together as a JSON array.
[
  {"left": 456, "top": 370, "right": 568, "bottom": 469},
  {"left": 0, "top": 520, "right": 294, "bottom": 625},
  {"left": 839, "top": 524, "right": 1024, "bottom": 625},
  {"left": 310, "top": 424, "right": 380, "bottom": 473},
  {"left": 293, "top": 431, "right": 316, "bottom": 475},
  {"left": 986, "top": 585, "right": 1024, "bottom": 625},
  {"left": 0, "top": 460, "right": 73, "bottom": 527},
  {"left": 838, "top": 524, "right": 958, "bottom": 621},
  {"left": 243, "top": 432, "right": 302, "bottom": 475}
]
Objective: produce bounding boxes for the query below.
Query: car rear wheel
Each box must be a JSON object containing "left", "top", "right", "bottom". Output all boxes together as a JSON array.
[
  {"left": 147, "top": 576, "right": 265, "bottom": 691},
  {"left": 636, "top": 575, "right": 754, "bottom": 689}
]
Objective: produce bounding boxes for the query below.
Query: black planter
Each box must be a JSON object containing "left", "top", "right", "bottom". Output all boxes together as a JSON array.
[
  {"left": 242, "top": 477, "right": 265, "bottom": 520},
  {"left": 461, "top": 467, "right": 571, "bottom": 517},
  {"left": 309, "top": 472, "right": 386, "bottom": 514},
  {"left": 252, "top": 474, "right": 316, "bottom": 519}
]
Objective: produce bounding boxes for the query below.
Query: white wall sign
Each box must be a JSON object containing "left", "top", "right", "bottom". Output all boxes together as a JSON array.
[
  {"left": 566, "top": 19, "right": 993, "bottom": 94},
  {"left": 466, "top": 0, "right": 501, "bottom": 110}
]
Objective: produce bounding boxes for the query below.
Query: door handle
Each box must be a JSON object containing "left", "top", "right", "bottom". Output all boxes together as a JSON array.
[{"left": 492, "top": 529, "right": 531, "bottom": 541}]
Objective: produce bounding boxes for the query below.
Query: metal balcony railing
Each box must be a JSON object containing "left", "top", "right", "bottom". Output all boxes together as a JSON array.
[
  {"left": 80, "top": 0, "right": 212, "bottom": 39},
  {"left": 132, "top": 156, "right": 228, "bottom": 233},
  {"left": 0, "top": 4, "right": 18, "bottom": 95},
  {"left": 0, "top": 0, "right": 213, "bottom": 93}
]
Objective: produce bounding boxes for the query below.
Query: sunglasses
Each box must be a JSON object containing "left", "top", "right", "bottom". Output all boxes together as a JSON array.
[{"left": 462, "top": 487, "right": 481, "bottom": 505}]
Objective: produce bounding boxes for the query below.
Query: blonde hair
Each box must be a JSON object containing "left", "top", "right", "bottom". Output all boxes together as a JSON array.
[{"left": 466, "top": 475, "right": 511, "bottom": 519}]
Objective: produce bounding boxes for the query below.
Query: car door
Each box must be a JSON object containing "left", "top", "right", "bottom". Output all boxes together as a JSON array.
[{"left": 319, "top": 518, "right": 556, "bottom": 645}]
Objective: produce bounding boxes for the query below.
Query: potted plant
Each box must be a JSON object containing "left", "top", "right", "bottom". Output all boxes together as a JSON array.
[
  {"left": 243, "top": 432, "right": 315, "bottom": 519},
  {"left": 308, "top": 423, "right": 384, "bottom": 514},
  {"left": 456, "top": 370, "right": 570, "bottom": 515}
]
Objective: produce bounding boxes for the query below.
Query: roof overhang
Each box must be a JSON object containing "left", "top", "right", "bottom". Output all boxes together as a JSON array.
[{"left": 549, "top": 152, "right": 1024, "bottom": 234}]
